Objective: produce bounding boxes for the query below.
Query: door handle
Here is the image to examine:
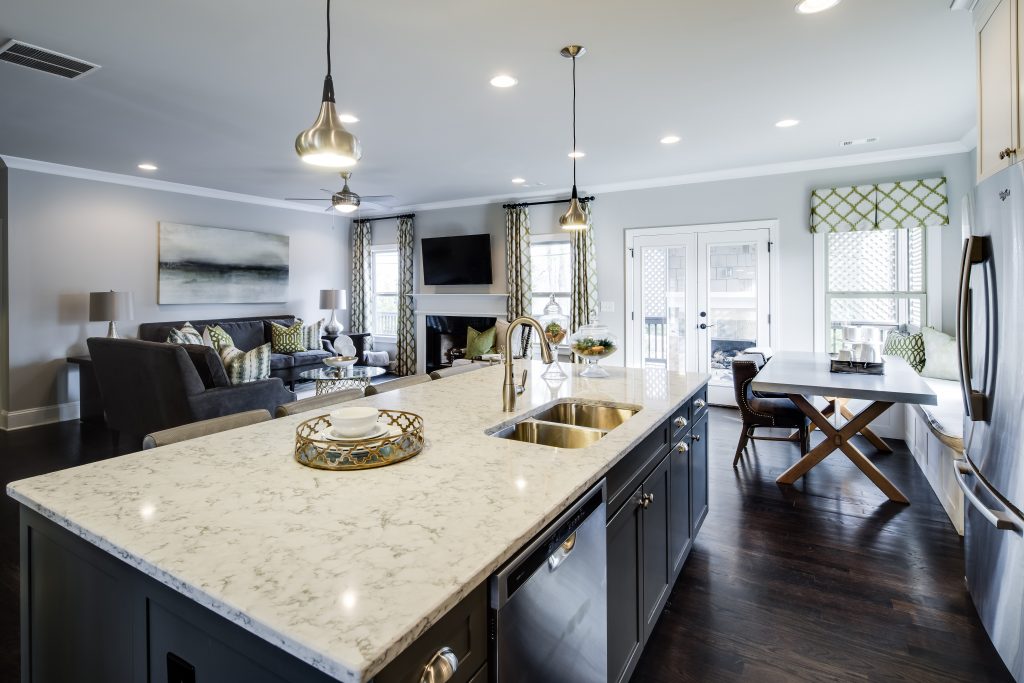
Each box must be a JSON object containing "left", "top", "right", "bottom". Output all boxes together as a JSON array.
[
  {"left": 953, "top": 460, "right": 1020, "bottom": 531},
  {"left": 698, "top": 323, "right": 716, "bottom": 330},
  {"left": 957, "top": 236, "right": 987, "bottom": 421}
]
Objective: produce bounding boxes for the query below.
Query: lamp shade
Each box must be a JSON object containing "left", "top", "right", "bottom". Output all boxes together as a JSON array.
[
  {"left": 319, "top": 289, "right": 348, "bottom": 310},
  {"left": 89, "top": 291, "right": 134, "bottom": 322}
]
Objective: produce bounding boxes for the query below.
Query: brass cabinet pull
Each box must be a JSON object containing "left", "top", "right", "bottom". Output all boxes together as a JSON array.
[
  {"left": 420, "top": 646, "right": 459, "bottom": 683},
  {"left": 674, "top": 416, "right": 688, "bottom": 428},
  {"left": 1000, "top": 147, "right": 1017, "bottom": 160},
  {"left": 677, "top": 442, "right": 689, "bottom": 453}
]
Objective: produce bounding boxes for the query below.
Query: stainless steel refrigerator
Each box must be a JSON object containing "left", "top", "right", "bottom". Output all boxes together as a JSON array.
[{"left": 958, "top": 161, "right": 1024, "bottom": 682}]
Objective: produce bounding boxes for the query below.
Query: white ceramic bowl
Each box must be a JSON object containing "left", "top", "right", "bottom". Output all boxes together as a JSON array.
[
  {"left": 324, "top": 356, "right": 358, "bottom": 369},
  {"left": 329, "top": 406, "right": 379, "bottom": 438}
]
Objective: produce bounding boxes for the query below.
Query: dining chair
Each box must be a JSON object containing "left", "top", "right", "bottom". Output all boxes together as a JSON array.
[
  {"left": 364, "top": 375, "right": 432, "bottom": 396},
  {"left": 732, "top": 359, "right": 810, "bottom": 467},
  {"left": 142, "top": 409, "right": 272, "bottom": 449},
  {"left": 274, "top": 389, "right": 363, "bottom": 418},
  {"left": 429, "top": 364, "right": 487, "bottom": 380}
]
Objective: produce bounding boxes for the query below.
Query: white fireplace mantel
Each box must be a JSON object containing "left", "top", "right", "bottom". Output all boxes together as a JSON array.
[{"left": 413, "top": 292, "right": 508, "bottom": 374}]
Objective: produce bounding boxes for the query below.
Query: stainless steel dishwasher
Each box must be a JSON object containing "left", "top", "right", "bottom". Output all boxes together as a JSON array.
[{"left": 490, "top": 481, "right": 607, "bottom": 682}]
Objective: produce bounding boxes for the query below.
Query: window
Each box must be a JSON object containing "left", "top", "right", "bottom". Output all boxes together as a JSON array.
[
  {"left": 824, "top": 228, "right": 926, "bottom": 352},
  {"left": 530, "top": 239, "right": 571, "bottom": 318},
  {"left": 370, "top": 246, "right": 399, "bottom": 338}
]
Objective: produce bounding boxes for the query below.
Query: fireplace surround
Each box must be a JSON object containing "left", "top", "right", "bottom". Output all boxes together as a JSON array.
[{"left": 424, "top": 315, "right": 497, "bottom": 374}]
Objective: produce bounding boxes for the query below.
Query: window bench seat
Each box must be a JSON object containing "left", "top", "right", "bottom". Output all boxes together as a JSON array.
[{"left": 903, "top": 377, "right": 965, "bottom": 534}]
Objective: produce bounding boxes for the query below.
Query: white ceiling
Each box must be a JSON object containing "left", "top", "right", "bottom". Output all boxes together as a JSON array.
[{"left": 0, "top": 0, "right": 975, "bottom": 210}]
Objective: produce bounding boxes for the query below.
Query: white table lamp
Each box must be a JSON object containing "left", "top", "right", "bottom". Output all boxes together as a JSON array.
[
  {"left": 320, "top": 289, "right": 348, "bottom": 335},
  {"left": 89, "top": 291, "right": 134, "bottom": 338}
]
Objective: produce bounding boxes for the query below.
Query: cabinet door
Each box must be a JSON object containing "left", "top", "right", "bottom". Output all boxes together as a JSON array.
[
  {"left": 669, "top": 433, "right": 692, "bottom": 577},
  {"left": 606, "top": 487, "right": 644, "bottom": 683},
  {"left": 979, "top": 0, "right": 1017, "bottom": 180},
  {"left": 690, "top": 413, "right": 709, "bottom": 537},
  {"left": 641, "top": 454, "right": 672, "bottom": 643}
]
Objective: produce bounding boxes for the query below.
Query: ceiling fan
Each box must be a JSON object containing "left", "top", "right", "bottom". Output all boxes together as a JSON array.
[{"left": 286, "top": 172, "right": 394, "bottom": 214}]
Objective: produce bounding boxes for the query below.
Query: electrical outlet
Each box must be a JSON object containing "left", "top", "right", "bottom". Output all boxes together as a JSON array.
[{"left": 601, "top": 301, "right": 615, "bottom": 313}]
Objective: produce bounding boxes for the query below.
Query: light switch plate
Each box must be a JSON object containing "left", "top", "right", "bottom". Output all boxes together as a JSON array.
[{"left": 601, "top": 301, "right": 615, "bottom": 313}]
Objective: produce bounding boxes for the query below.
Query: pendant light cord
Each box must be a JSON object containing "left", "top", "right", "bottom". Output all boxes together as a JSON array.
[
  {"left": 571, "top": 54, "right": 577, "bottom": 187},
  {"left": 326, "top": 0, "right": 332, "bottom": 76}
]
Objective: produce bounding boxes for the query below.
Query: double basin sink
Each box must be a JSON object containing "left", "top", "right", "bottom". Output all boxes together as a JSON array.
[{"left": 489, "top": 399, "right": 641, "bottom": 448}]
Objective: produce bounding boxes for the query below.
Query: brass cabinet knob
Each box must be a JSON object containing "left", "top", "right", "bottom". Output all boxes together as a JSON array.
[
  {"left": 677, "top": 442, "right": 689, "bottom": 453},
  {"left": 674, "top": 416, "right": 688, "bottom": 428},
  {"left": 694, "top": 399, "right": 706, "bottom": 410},
  {"left": 420, "top": 647, "right": 458, "bottom": 683},
  {"left": 1000, "top": 147, "right": 1017, "bottom": 160}
]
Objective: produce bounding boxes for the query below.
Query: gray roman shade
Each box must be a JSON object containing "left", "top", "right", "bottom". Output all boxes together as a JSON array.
[{"left": 810, "top": 177, "right": 948, "bottom": 233}]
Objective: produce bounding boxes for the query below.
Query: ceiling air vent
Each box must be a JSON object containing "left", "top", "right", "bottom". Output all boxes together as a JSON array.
[
  {"left": 840, "top": 137, "right": 879, "bottom": 148},
  {"left": 0, "top": 40, "right": 99, "bottom": 79}
]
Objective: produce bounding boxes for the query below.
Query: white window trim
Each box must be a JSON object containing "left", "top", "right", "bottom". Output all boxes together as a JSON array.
[
  {"left": 812, "top": 226, "right": 943, "bottom": 352},
  {"left": 369, "top": 243, "right": 399, "bottom": 343}
]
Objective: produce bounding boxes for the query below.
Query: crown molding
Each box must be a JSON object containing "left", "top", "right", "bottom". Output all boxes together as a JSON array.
[
  {"left": 0, "top": 155, "right": 327, "bottom": 214},
  {"left": 373, "top": 139, "right": 973, "bottom": 216}
]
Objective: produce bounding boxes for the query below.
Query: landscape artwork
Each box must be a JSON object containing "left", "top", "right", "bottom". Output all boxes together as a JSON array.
[{"left": 158, "top": 222, "right": 290, "bottom": 304}]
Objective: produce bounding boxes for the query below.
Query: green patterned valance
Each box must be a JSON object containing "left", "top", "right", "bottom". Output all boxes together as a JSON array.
[{"left": 810, "top": 177, "right": 948, "bottom": 233}]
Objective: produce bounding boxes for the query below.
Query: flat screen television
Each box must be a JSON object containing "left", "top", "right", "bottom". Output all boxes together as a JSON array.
[{"left": 421, "top": 233, "right": 493, "bottom": 285}]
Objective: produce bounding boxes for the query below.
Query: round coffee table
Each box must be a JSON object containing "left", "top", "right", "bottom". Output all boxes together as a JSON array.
[{"left": 299, "top": 365, "right": 387, "bottom": 395}]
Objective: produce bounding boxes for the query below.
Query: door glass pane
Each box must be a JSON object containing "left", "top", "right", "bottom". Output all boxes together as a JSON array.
[
  {"left": 707, "top": 243, "right": 759, "bottom": 388},
  {"left": 639, "top": 245, "right": 688, "bottom": 371}
]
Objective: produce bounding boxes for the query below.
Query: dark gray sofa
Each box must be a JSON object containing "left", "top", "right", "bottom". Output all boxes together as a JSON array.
[
  {"left": 138, "top": 315, "right": 330, "bottom": 388},
  {"left": 87, "top": 337, "right": 295, "bottom": 449}
]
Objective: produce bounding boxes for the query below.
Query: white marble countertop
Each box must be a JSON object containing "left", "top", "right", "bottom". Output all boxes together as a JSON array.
[{"left": 8, "top": 362, "right": 708, "bottom": 682}]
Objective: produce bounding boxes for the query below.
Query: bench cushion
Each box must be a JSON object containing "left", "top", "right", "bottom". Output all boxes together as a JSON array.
[{"left": 912, "top": 377, "right": 964, "bottom": 452}]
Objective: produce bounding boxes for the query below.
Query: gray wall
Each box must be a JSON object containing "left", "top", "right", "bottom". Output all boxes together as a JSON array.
[
  {"left": 378, "top": 152, "right": 973, "bottom": 360},
  {"left": 5, "top": 170, "right": 348, "bottom": 414}
]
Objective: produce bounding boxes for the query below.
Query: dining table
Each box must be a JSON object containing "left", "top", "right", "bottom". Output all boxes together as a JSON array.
[{"left": 751, "top": 351, "right": 937, "bottom": 504}]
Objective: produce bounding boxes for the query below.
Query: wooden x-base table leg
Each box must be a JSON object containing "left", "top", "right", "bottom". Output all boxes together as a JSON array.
[
  {"left": 777, "top": 394, "right": 909, "bottom": 504},
  {"left": 815, "top": 397, "right": 894, "bottom": 453}
]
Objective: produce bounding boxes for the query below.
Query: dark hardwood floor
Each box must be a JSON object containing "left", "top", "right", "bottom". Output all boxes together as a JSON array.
[{"left": 0, "top": 408, "right": 1012, "bottom": 682}]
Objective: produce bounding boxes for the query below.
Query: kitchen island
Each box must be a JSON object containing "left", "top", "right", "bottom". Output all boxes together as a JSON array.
[{"left": 9, "top": 362, "right": 709, "bottom": 683}]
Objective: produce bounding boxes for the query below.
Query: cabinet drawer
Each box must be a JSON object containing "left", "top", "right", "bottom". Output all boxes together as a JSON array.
[
  {"left": 607, "top": 421, "right": 671, "bottom": 517},
  {"left": 690, "top": 385, "right": 709, "bottom": 421},
  {"left": 669, "top": 401, "right": 691, "bottom": 441},
  {"left": 374, "top": 584, "right": 487, "bottom": 683}
]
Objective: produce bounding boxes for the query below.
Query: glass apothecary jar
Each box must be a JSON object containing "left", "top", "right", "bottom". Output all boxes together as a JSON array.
[
  {"left": 569, "top": 317, "right": 618, "bottom": 378},
  {"left": 539, "top": 295, "right": 569, "bottom": 379}
]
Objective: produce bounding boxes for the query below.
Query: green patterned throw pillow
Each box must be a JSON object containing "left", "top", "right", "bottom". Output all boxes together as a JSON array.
[
  {"left": 219, "top": 343, "right": 271, "bottom": 384},
  {"left": 167, "top": 322, "right": 203, "bottom": 345},
  {"left": 271, "top": 320, "right": 306, "bottom": 353},
  {"left": 206, "top": 325, "right": 234, "bottom": 352},
  {"left": 302, "top": 319, "right": 323, "bottom": 351},
  {"left": 466, "top": 326, "right": 496, "bottom": 359},
  {"left": 882, "top": 330, "right": 926, "bottom": 373}
]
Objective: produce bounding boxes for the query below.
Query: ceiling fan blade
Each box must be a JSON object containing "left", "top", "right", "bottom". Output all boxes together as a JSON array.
[
  {"left": 320, "top": 189, "right": 335, "bottom": 194},
  {"left": 285, "top": 198, "right": 330, "bottom": 201},
  {"left": 359, "top": 195, "right": 396, "bottom": 201}
]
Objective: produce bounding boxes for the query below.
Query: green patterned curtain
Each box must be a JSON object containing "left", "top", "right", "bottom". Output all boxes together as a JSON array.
[
  {"left": 504, "top": 205, "right": 532, "bottom": 354},
  {"left": 570, "top": 202, "right": 598, "bottom": 332},
  {"left": 396, "top": 216, "right": 416, "bottom": 376},
  {"left": 350, "top": 219, "right": 372, "bottom": 331},
  {"left": 810, "top": 177, "right": 948, "bottom": 233}
]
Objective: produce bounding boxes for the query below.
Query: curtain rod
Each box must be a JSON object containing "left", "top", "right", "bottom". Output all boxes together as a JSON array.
[
  {"left": 353, "top": 213, "right": 416, "bottom": 223},
  {"left": 502, "top": 195, "right": 595, "bottom": 209}
]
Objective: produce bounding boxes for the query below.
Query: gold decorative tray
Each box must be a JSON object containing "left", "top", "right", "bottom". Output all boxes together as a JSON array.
[{"left": 294, "top": 410, "right": 424, "bottom": 471}]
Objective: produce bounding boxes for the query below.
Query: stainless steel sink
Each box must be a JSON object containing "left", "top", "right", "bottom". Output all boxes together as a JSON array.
[
  {"left": 531, "top": 402, "right": 639, "bottom": 431},
  {"left": 490, "top": 399, "right": 641, "bottom": 448}
]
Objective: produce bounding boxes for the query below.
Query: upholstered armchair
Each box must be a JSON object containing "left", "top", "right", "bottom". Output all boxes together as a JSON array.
[{"left": 732, "top": 358, "right": 810, "bottom": 467}]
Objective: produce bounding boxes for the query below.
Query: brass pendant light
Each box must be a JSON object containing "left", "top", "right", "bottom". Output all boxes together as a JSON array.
[
  {"left": 559, "top": 45, "right": 589, "bottom": 231},
  {"left": 295, "top": 0, "right": 362, "bottom": 168}
]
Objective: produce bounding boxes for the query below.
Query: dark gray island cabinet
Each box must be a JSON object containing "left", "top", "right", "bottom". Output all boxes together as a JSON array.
[{"left": 17, "top": 380, "right": 709, "bottom": 683}]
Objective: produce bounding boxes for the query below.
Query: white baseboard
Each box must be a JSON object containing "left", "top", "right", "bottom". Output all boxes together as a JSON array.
[{"left": 0, "top": 401, "right": 80, "bottom": 431}]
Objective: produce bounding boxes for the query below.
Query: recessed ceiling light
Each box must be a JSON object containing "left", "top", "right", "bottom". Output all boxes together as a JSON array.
[
  {"left": 137, "top": 163, "right": 158, "bottom": 171},
  {"left": 490, "top": 74, "right": 518, "bottom": 88},
  {"left": 775, "top": 119, "right": 800, "bottom": 128},
  {"left": 511, "top": 177, "right": 526, "bottom": 184},
  {"left": 660, "top": 135, "right": 681, "bottom": 145},
  {"left": 338, "top": 113, "right": 359, "bottom": 123},
  {"left": 795, "top": 0, "right": 841, "bottom": 14},
  {"left": 568, "top": 150, "right": 585, "bottom": 158}
]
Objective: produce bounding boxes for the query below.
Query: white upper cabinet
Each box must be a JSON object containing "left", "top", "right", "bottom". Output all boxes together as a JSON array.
[{"left": 977, "top": 0, "right": 1020, "bottom": 181}]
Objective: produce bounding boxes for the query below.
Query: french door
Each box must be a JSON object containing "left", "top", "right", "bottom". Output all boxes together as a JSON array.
[{"left": 627, "top": 225, "right": 772, "bottom": 406}]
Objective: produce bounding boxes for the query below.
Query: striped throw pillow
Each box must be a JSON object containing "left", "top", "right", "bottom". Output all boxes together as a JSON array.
[
  {"left": 219, "top": 343, "right": 271, "bottom": 384},
  {"left": 167, "top": 322, "right": 203, "bottom": 345},
  {"left": 206, "top": 325, "right": 234, "bottom": 352},
  {"left": 303, "top": 319, "right": 323, "bottom": 351},
  {"left": 271, "top": 320, "right": 306, "bottom": 353}
]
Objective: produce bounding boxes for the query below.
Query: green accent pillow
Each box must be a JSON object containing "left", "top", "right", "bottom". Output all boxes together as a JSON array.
[
  {"left": 167, "top": 322, "right": 203, "bottom": 346},
  {"left": 302, "top": 319, "right": 323, "bottom": 351},
  {"left": 271, "top": 320, "right": 307, "bottom": 353},
  {"left": 206, "top": 325, "right": 234, "bottom": 352},
  {"left": 219, "top": 343, "right": 272, "bottom": 384},
  {"left": 466, "top": 326, "right": 496, "bottom": 359},
  {"left": 882, "top": 330, "right": 926, "bottom": 373},
  {"left": 921, "top": 327, "right": 959, "bottom": 381}
]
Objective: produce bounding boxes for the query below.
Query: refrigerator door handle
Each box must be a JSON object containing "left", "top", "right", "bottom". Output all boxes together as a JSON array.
[
  {"left": 957, "top": 236, "right": 987, "bottom": 421},
  {"left": 954, "top": 460, "right": 1021, "bottom": 531}
]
